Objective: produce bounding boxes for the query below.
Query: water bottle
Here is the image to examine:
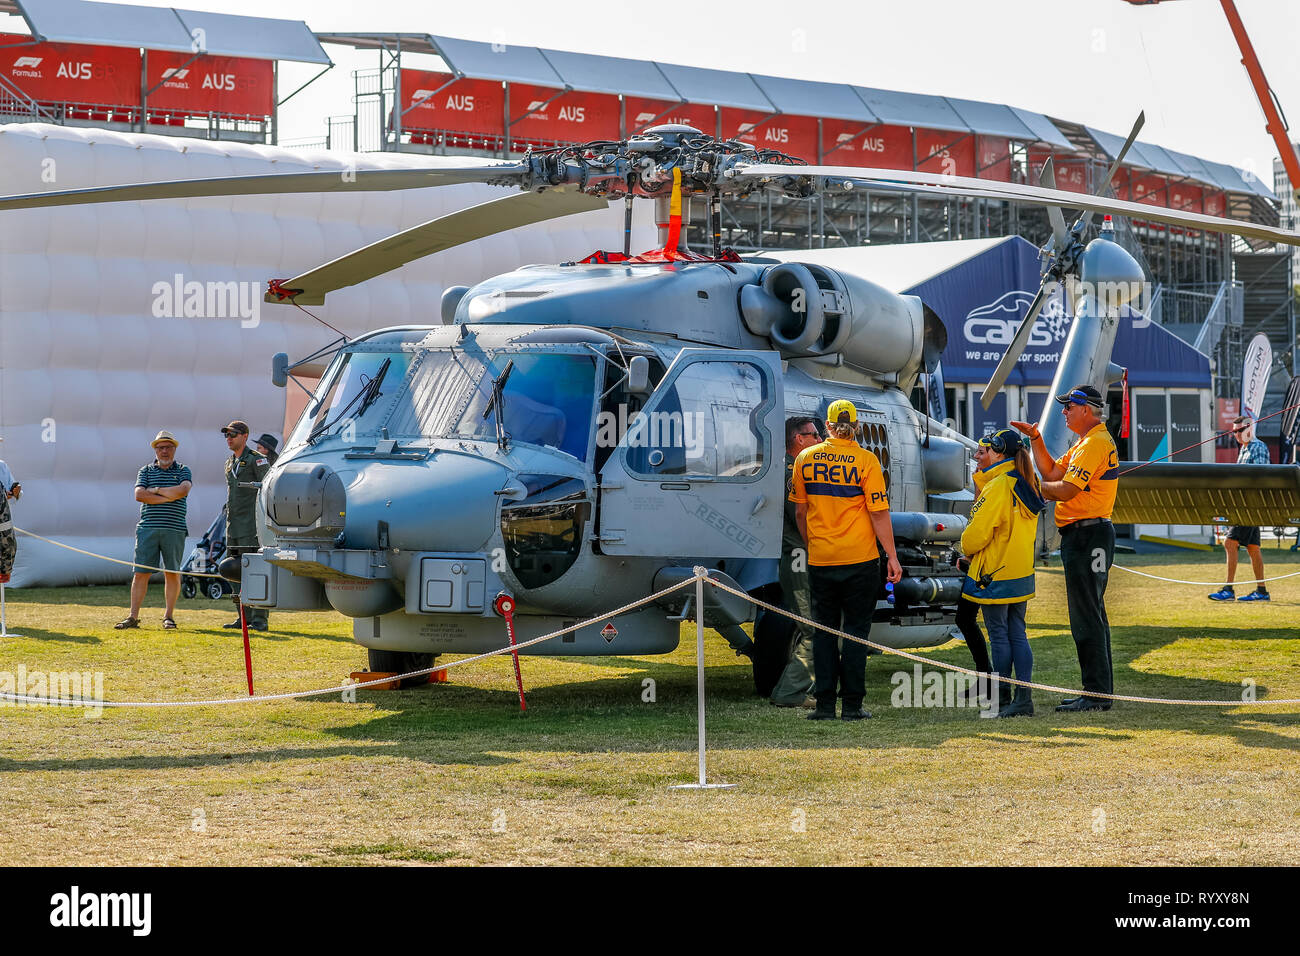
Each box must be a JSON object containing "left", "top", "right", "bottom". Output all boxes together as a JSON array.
[{"left": 885, "top": 581, "right": 895, "bottom": 606}]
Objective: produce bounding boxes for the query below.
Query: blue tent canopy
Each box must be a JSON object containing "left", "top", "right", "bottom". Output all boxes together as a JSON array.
[{"left": 906, "top": 236, "right": 1210, "bottom": 388}]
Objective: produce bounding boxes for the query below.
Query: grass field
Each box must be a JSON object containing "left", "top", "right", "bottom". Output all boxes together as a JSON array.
[{"left": 1, "top": 547, "right": 1297, "bottom": 866}]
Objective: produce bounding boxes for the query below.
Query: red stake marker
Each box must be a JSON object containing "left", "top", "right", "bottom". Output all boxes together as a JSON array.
[
  {"left": 240, "top": 603, "right": 254, "bottom": 696},
  {"left": 493, "top": 593, "right": 527, "bottom": 712}
]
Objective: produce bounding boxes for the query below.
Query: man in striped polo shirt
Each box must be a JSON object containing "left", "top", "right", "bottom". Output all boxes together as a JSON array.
[{"left": 115, "top": 431, "right": 192, "bottom": 630}]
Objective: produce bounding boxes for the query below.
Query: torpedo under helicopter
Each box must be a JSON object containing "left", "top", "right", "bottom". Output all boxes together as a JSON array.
[{"left": 4, "top": 122, "right": 1299, "bottom": 684}]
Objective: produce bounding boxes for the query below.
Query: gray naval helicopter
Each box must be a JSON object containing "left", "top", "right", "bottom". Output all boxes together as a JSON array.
[{"left": 4, "top": 120, "right": 1300, "bottom": 684}]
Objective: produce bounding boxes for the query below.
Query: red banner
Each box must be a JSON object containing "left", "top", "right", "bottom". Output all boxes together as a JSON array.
[
  {"left": 625, "top": 97, "right": 715, "bottom": 134},
  {"left": 509, "top": 83, "right": 620, "bottom": 145},
  {"left": 1128, "top": 173, "right": 1168, "bottom": 206},
  {"left": 1204, "top": 190, "right": 1226, "bottom": 218},
  {"left": 400, "top": 70, "right": 504, "bottom": 138},
  {"left": 720, "top": 109, "right": 818, "bottom": 160},
  {"left": 916, "top": 128, "right": 974, "bottom": 178},
  {"left": 0, "top": 33, "right": 139, "bottom": 107},
  {"left": 977, "top": 135, "right": 1012, "bottom": 181},
  {"left": 1028, "top": 150, "right": 1089, "bottom": 193},
  {"left": 1167, "top": 182, "right": 1203, "bottom": 213},
  {"left": 820, "top": 120, "right": 911, "bottom": 170},
  {"left": 146, "top": 50, "right": 272, "bottom": 118}
]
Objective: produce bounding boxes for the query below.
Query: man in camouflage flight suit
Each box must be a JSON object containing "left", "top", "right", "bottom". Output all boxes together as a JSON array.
[{"left": 221, "top": 421, "right": 272, "bottom": 631}]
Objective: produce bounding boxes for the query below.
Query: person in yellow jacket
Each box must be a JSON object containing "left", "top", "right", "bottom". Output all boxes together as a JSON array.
[{"left": 959, "top": 428, "right": 1044, "bottom": 718}]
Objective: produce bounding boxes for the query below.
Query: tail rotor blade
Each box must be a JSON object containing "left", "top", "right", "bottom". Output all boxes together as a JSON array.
[
  {"left": 980, "top": 282, "right": 1050, "bottom": 409},
  {"left": 1078, "top": 111, "right": 1145, "bottom": 231},
  {"left": 1039, "top": 157, "right": 1070, "bottom": 251}
]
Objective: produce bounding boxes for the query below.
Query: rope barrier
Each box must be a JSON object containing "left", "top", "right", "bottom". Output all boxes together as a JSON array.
[
  {"left": 0, "top": 573, "right": 701, "bottom": 708},
  {"left": 2, "top": 563, "right": 1296, "bottom": 709},
  {"left": 14, "top": 527, "right": 226, "bottom": 579},
  {"left": 1034, "top": 561, "right": 1300, "bottom": 586},
  {"left": 705, "top": 575, "right": 1300, "bottom": 707}
]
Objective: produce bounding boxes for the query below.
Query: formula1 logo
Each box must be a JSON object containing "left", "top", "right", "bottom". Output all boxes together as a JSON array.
[
  {"left": 635, "top": 112, "right": 656, "bottom": 124},
  {"left": 964, "top": 290, "right": 1069, "bottom": 346},
  {"left": 13, "top": 56, "right": 42, "bottom": 68},
  {"left": 162, "top": 68, "right": 189, "bottom": 80}
]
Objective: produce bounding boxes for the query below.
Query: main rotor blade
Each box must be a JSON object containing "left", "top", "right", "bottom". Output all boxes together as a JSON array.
[
  {"left": 732, "top": 162, "right": 1300, "bottom": 247},
  {"left": 1038, "top": 157, "right": 1070, "bottom": 251},
  {"left": 979, "top": 281, "right": 1051, "bottom": 410},
  {"left": 1078, "top": 110, "right": 1144, "bottom": 231},
  {"left": 0, "top": 163, "right": 529, "bottom": 212},
  {"left": 265, "top": 188, "right": 610, "bottom": 306}
]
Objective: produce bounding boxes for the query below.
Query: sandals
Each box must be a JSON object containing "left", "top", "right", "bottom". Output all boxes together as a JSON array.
[
  {"left": 162, "top": 617, "right": 178, "bottom": 630},
  {"left": 114, "top": 617, "right": 140, "bottom": 629}
]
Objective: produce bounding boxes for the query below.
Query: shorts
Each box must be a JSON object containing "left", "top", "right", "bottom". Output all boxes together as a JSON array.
[
  {"left": 1226, "top": 526, "right": 1261, "bottom": 547},
  {"left": 134, "top": 527, "right": 186, "bottom": 573}
]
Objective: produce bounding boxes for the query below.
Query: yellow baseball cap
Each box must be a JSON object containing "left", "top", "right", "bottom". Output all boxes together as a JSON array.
[{"left": 827, "top": 399, "right": 857, "bottom": 424}]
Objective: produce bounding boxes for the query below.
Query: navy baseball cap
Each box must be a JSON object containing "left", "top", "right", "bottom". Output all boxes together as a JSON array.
[{"left": 1054, "top": 384, "right": 1104, "bottom": 408}]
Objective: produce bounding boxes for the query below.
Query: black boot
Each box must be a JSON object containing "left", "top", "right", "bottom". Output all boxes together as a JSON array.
[{"left": 998, "top": 685, "right": 1034, "bottom": 718}]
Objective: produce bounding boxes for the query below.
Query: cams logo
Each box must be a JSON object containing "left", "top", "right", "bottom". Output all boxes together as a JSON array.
[{"left": 964, "top": 290, "right": 1069, "bottom": 347}]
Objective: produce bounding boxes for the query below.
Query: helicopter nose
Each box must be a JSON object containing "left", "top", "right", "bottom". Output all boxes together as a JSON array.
[{"left": 338, "top": 452, "right": 510, "bottom": 552}]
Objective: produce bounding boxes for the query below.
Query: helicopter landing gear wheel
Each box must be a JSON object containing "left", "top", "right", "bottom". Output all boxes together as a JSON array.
[
  {"left": 367, "top": 649, "right": 436, "bottom": 689},
  {"left": 181, "top": 579, "right": 197, "bottom": 600},
  {"left": 206, "top": 580, "right": 225, "bottom": 601}
]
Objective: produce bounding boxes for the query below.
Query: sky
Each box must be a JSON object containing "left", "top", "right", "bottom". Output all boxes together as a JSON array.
[{"left": 5, "top": 0, "right": 1298, "bottom": 182}]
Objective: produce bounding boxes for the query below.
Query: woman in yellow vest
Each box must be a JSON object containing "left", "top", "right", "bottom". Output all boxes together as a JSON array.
[{"left": 959, "top": 428, "right": 1044, "bottom": 718}]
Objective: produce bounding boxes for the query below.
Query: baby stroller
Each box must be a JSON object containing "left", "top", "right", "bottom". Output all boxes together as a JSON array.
[{"left": 181, "top": 506, "right": 235, "bottom": 600}]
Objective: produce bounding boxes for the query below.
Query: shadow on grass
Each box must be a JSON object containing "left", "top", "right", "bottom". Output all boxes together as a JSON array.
[{"left": 0, "top": 744, "right": 515, "bottom": 773}]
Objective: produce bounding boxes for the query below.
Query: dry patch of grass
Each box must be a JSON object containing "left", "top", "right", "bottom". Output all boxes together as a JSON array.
[{"left": 0, "top": 548, "right": 1297, "bottom": 865}]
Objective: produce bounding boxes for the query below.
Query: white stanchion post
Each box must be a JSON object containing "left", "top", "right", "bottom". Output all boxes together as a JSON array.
[
  {"left": 670, "top": 567, "right": 734, "bottom": 791},
  {"left": 0, "top": 582, "right": 21, "bottom": 639}
]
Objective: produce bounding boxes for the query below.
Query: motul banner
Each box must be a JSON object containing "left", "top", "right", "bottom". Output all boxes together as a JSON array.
[
  {"left": 720, "top": 109, "right": 818, "bottom": 160},
  {"left": 399, "top": 70, "right": 504, "bottom": 137},
  {"left": 509, "top": 83, "right": 620, "bottom": 143},
  {"left": 820, "top": 120, "right": 911, "bottom": 169},
  {"left": 0, "top": 33, "right": 139, "bottom": 107},
  {"left": 626, "top": 98, "right": 715, "bottom": 134},
  {"left": 1241, "top": 332, "right": 1272, "bottom": 420},
  {"left": 147, "top": 50, "right": 272, "bottom": 118},
  {"left": 978, "top": 136, "right": 1012, "bottom": 182},
  {"left": 916, "top": 128, "right": 974, "bottom": 178}
]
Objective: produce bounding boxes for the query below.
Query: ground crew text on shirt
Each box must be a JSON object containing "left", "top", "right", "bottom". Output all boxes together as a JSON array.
[
  {"left": 788, "top": 436, "right": 889, "bottom": 566},
  {"left": 1053, "top": 422, "right": 1118, "bottom": 526}
]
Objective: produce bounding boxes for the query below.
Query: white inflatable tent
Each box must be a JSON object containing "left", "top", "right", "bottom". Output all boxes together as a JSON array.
[{"left": 0, "top": 122, "right": 653, "bottom": 587}]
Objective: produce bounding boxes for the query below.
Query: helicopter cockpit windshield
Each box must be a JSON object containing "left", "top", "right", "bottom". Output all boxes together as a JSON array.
[{"left": 285, "top": 346, "right": 598, "bottom": 461}]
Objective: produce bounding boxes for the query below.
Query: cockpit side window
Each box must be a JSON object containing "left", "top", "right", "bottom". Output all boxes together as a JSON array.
[
  {"left": 624, "top": 360, "right": 768, "bottom": 480},
  {"left": 594, "top": 352, "right": 666, "bottom": 472}
]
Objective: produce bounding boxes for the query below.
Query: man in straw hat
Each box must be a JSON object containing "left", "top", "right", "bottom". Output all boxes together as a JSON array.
[{"left": 115, "top": 430, "right": 192, "bottom": 630}]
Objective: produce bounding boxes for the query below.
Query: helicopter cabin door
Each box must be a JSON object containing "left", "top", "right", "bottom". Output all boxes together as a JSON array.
[{"left": 595, "top": 349, "right": 784, "bottom": 558}]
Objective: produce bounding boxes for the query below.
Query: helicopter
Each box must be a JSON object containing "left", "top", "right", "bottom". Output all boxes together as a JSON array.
[{"left": 3, "top": 122, "right": 1299, "bottom": 685}]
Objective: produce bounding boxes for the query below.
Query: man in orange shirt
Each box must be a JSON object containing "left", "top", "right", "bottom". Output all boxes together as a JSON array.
[
  {"left": 1013, "top": 384, "right": 1119, "bottom": 712},
  {"left": 790, "top": 400, "right": 902, "bottom": 721}
]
